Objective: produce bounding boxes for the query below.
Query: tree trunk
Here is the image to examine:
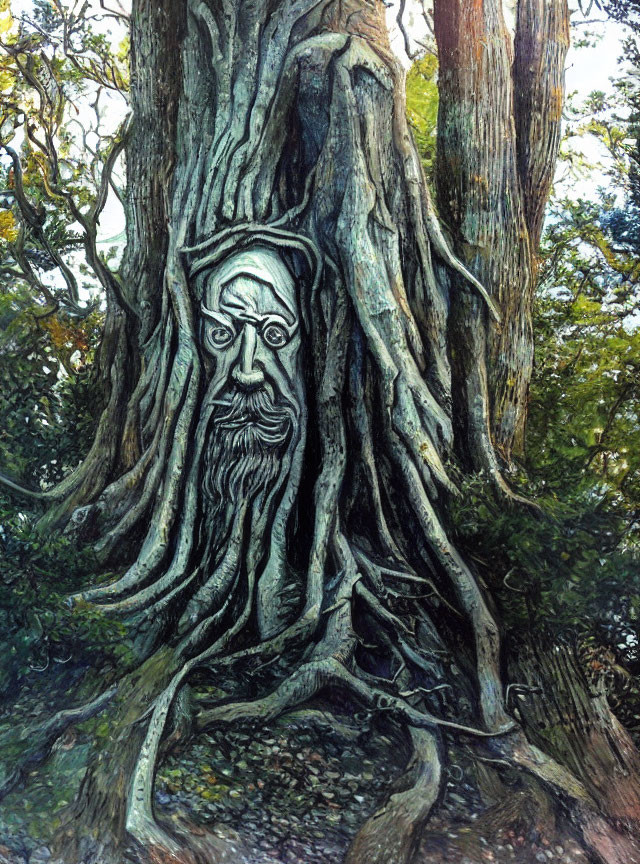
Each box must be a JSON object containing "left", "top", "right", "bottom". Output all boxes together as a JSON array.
[
  {"left": 434, "top": 0, "right": 569, "bottom": 463},
  {"left": 4, "top": 2, "right": 640, "bottom": 864},
  {"left": 509, "top": 643, "right": 640, "bottom": 854}
]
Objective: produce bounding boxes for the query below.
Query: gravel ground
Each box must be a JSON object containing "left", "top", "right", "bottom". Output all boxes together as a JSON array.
[
  {"left": 0, "top": 707, "right": 599, "bottom": 864},
  {"left": 151, "top": 711, "right": 403, "bottom": 864}
]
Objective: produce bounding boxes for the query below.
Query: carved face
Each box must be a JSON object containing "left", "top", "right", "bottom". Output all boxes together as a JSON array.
[
  {"left": 201, "top": 245, "right": 301, "bottom": 416},
  {"left": 199, "top": 245, "right": 304, "bottom": 508}
]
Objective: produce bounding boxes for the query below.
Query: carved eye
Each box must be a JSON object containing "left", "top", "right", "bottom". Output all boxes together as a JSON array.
[
  {"left": 262, "top": 323, "right": 289, "bottom": 349},
  {"left": 208, "top": 325, "right": 234, "bottom": 348}
]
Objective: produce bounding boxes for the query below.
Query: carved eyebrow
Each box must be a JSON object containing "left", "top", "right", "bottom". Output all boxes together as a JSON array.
[
  {"left": 219, "top": 298, "right": 296, "bottom": 332},
  {"left": 258, "top": 313, "right": 298, "bottom": 336},
  {"left": 204, "top": 303, "right": 298, "bottom": 336},
  {"left": 200, "top": 306, "right": 236, "bottom": 330},
  {"left": 220, "top": 297, "right": 259, "bottom": 322},
  {"left": 219, "top": 295, "right": 246, "bottom": 311}
]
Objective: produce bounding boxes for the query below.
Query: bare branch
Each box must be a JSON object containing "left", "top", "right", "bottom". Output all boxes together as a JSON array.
[{"left": 396, "top": 0, "right": 419, "bottom": 60}]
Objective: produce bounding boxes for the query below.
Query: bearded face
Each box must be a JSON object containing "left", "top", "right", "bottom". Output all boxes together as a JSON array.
[{"left": 199, "top": 245, "right": 304, "bottom": 519}]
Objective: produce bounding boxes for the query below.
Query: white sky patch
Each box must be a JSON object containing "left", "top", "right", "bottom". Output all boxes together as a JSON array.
[{"left": 557, "top": 14, "right": 631, "bottom": 201}]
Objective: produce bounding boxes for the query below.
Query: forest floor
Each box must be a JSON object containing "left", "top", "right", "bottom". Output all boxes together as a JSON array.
[{"left": 0, "top": 670, "right": 594, "bottom": 864}]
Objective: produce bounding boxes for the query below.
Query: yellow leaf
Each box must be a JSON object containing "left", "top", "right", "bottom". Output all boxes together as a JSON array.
[
  {"left": 0, "top": 9, "right": 13, "bottom": 36},
  {"left": 0, "top": 69, "right": 15, "bottom": 91},
  {"left": 0, "top": 210, "right": 18, "bottom": 243}
]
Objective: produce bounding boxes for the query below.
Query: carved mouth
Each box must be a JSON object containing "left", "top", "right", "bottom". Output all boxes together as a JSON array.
[{"left": 212, "top": 387, "right": 295, "bottom": 449}]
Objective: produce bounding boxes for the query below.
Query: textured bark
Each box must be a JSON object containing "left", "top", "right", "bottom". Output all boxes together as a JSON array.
[
  {"left": 123, "top": 0, "right": 185, "bottom": 332},
  {"left": 514, "top": 0, "right": 570, "bottom": 248},
  {"left": 7, "top": 3, "right": 639, "bottom": 864},
  {"left": 510, "top": 645, "right": 640, "bottom": 852},
  {"left": 434, "top": 0, "right": 569, "bottom": 461},
  {"left": 54, "top": 650, "right": 180, "bottom": 864}
]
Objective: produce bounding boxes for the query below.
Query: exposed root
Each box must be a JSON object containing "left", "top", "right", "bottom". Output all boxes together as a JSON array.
[
  {"left": 123, "top": 537, "right": 511, "bottom": 862},
  {"left": 358, "top": 552, "right": 461, "bottom": 616},
  {"left": 196, "top": 659, "right": 340, "bottom": 733},
  {"left": 278, "top": 707, "right": 361, "bottom": 742},
  {"left": 355, "top": 581, "right": 415, "bottom": 637},
  {"left": 198, "top": 606, "right": 321, "bottom": 675},
  {"left": 488, "top": 732, "right": 640, "bottom": 864},
  {"left": 421, "top": 181, "right": 502, "bottom": 324},
  {"left": 328, "top": 661, "right": 515, "bottom": 737},
  {"left": 0, "top": 471, "right": 50, "bottom": 500},
  {"left": 345, "top": 726, "right": 442, "bottom": 864},
  {"left": 125, "top": 558, "right": 260, "bottom": 850}
]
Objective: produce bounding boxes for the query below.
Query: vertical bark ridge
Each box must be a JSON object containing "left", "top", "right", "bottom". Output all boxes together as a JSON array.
[
  {"left": 434, "top": 0, "right": 569, "bottom": 461},
  {"left": 514, "top": 0, "right": 570, "bottom": 248},
  {"left": 434, "top": 0, "right": 534, "bottom": 460}
]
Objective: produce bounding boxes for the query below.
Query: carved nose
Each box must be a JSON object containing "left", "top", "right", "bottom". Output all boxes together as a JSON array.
[
  {"left": 232, "top": 324, "right": 265, "bottom": 391},
  {"left": 233, "top": 367, "right": 265, "bottom": 390}
]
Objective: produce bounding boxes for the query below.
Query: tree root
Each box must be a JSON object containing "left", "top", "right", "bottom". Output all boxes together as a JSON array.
[
  {"left": 490, "top": 732, "right": 640, "bottom": 864},
  {"left": 327, "top": 661, "right": 516, "bottom": 737},
  {"left": 0, "top": 471, "right": 50, "bottom": 501},
  {"left": 196, "top": 658, "right": 340, "bottom": 733},
  {"left": 277, "top": 706, "right": 362, "bottom": 742},
  {"left": 345, "top": 726, "right": 442, "bottom": 864}
]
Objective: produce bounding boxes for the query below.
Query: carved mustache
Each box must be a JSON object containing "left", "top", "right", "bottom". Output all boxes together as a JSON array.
[{"left": 211, "top": 387, "right": 295, "bottom": 447}]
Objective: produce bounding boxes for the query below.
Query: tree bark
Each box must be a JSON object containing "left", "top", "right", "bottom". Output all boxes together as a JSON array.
[
  {"left": 434, "top": 0, "right": 569, "bottom": 462},
  {"left": 510, "top": 644, "right": 640, "bottom": 851}
]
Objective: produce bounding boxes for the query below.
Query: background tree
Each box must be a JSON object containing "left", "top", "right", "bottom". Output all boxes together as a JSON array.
[
  {"left": 435, "top": 0, "right": 569, "bottom": 467},
  {"left": 2, "top": 2, "right": 640, "bottom": 864}
]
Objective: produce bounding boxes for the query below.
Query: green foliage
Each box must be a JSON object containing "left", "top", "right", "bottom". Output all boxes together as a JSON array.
[
  {"left": 0, "top": 5, "right": 128, "bottom": 706},
  {"left": 0, "top": 284, "right": 103, "bottom": 488},
  {"left": 0, "top": 502, "right": 133, "bottom": 698},
  {"left": 531, "top": 199, "right": 640, "bottom": 508},
  {"left": 452, "top": 475, "right": 639, "bottom": 656},
  {"left": 0, "top": 1, "right": 118, "bottom": 488},
  {"left": 406, "top": 54, "right": 439, "bottom": 179}
]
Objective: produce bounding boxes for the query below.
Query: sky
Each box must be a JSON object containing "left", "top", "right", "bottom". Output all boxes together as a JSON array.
[
  {"left": 566, "top": 20, "right": 624, "bottom": 94},
  {"left": 561, "top": 13, "right": 630, "bottom": 199}
]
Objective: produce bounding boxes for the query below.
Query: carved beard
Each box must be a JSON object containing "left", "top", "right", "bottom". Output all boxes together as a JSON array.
[{"left": 202, "top": 387, "right": 296, "bottom": 524}]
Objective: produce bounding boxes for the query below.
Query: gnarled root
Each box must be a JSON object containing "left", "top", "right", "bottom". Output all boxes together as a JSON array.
[
  {"left": 344, "top": 726, "right": 442, "bottom": 864},
  {"left": 52, "top": 649, "right": 181, "bottom": 864}
]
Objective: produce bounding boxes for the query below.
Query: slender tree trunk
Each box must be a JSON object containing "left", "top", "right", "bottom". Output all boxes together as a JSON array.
[{"left": 434, "top": 0, "right": 569, "bottom": 463}]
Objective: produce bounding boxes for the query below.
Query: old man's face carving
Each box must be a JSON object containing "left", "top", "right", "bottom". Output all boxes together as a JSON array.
[{"left": 199, "top": 245, "right": 303, "bottom": 509}]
